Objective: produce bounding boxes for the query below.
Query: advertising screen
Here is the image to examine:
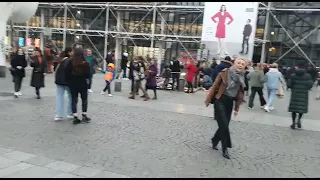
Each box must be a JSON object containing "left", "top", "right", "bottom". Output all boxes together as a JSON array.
[
  {"left": 18, "top": 37, "right": 25, "bottom": 47},
  {"left": 201, "top": 2, "right": 259, "bottom": 60}
]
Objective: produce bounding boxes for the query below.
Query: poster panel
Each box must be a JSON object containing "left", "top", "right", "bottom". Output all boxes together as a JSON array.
[{"left": 201, "top": 2, "right": 259, "bottom": 60}]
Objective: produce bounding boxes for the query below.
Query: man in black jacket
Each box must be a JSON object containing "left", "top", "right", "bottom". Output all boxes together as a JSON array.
[
  {"left": 240, "top": 19, "right": 252, "bottom": 54},
  {"left": 169, "top": 57, "right": 183, "bottom": 91},
  {"left": 105, "top": 50, "right": 115, "bottom": 65},
  {"left": 120, "top": 52, "right": 129, "bottom": 79}
]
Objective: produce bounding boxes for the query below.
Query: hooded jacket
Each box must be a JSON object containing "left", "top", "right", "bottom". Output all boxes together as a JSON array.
[
  {"left": 265, "top": 68, "right": 284, "bottom": 89},
  {"left": 211, "top": 60, "right": 233, "bottom": 81},
  {"left": 101, "top": 63, "right": 116, "bottom": 82}
]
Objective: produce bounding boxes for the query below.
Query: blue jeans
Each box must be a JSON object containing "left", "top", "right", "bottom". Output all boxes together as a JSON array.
[
  {"left": 266, "top": 88, "right": 277, "bottom": 108},
  {"left": 122, "top": 68, "right": 127, "bottom": 78},
  {"left": 56, "top": 85, "right": 72, "bottom": 118}
]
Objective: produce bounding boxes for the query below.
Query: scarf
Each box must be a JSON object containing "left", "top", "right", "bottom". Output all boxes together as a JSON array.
[
  {"left": 227, "top": 66, "right": 246, "bottom": 90},
  {"left": 38, "top": 56, "right": 43, "bottom": 64}
]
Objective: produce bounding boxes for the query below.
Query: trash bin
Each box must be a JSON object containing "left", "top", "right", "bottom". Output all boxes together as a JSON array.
[
  {"left": 178, "top": 78, "right": 185, "bottom": 92},
  {"left": 114, "top": 81, "right": 121, "bottom": 92}
]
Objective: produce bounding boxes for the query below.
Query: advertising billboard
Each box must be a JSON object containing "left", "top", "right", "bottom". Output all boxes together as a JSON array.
[
  {"left": 201, "top": 2, "right": 259, "bottom": 60},
  {"left": 34, "top": 38, "right": 40, "bottom": 48}
]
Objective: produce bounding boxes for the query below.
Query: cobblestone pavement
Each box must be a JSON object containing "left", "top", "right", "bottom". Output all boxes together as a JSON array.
[{"left": 0, "top": 70, "right": 320, "bottom": 178}]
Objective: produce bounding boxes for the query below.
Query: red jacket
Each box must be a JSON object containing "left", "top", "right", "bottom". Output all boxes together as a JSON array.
[{"left": 186, "top": 64, "right": 198, "bottom": 83}]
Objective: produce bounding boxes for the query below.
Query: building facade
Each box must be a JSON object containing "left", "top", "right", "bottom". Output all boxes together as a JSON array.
[{"left": 6, "top": 2, "right": 320, "bottom": 67}]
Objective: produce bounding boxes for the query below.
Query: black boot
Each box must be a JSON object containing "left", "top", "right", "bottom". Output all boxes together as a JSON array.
[
  {"left": 222, "top": 149, "right": 230, "bottom": 159},
  {"left": 72, "top": 116, "right": 81, "bottom": 125},
  {"left": 297, "top": 119, "right": 302, "bottom": 129},
  {"left": 82, "top": 114, "right": 91, "bottom": 123},
  {"left": 239, "top": 50, "right": 244, "bottom": 54},
  {"left": 291, "top": 116, "right": 296, "bottom": 129},
  {"left": 211, "top": 138, "right": 218, "bottom": 150}
]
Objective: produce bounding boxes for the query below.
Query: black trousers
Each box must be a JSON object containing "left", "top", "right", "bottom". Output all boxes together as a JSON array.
[
  {"left": 187, "top": 82, "right": 193, "bottom": 92},
  {"left": 248, "top": 87, "right": 266, "bottom": 108},
  {"left": 70, "top": 86, "right": 88, "bottom": 114},
  {"left": 13, "top": 75, "right": 23, "bottom": 92},
  {"left": 172, "top": 73, "right": 180, "bottom": 90},
  {"left": 212, "top": 94, "right": 234, "bottom": 150},
  {"left": 88, "top": 74, "right": 93, "bottom": 89},
  {"left": 130, "top": 78, "right": 135, "bottom": 93},
  {"left": 241, "top": 36, "right": 249, "bottom": 52},
  {"left": 35, "top": 87, "right": 41, "bottom": 96},
  {"left": 103, "top": 81, "right": 111, "bottom": 94}
]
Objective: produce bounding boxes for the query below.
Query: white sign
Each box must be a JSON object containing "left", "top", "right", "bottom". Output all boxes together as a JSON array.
[{"left": 201, "top": 2, "right": 259, "bottom": 60}]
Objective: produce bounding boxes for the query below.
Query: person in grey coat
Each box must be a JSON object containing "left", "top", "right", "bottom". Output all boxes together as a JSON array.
[
  {"left": 247, "top": 64, "right": 267, "bottom": 109},
  {"left": 287, "top": 64, "right": 313, "bottom": 129}
]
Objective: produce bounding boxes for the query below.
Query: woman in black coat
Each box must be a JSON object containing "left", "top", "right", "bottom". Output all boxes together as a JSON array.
[
  {"left": 30, "top": 48, "right": 47, "bottom": 99},
  {"left": 11, "top": 48, "right": 27, "bottom": 98},
  {"left": 287, "top": 65, "right": 313, "bottom": 129}
]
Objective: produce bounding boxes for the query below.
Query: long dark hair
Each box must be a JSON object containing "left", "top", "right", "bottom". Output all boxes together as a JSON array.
[
  {"left": 71, "top": 48, "right": 89, "bottom": 75},
  {"left": 57, "top": 47, "right": 72, "bottom": 64}
]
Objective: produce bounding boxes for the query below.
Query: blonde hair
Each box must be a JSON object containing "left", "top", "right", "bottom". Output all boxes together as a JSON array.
[{"left": 271, "top": 63, "right": 278, "bottom": 68}]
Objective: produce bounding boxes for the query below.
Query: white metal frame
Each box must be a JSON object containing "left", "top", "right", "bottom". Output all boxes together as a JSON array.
[{"left": 6, "top": 2, "right": 319, "bottom": 65}]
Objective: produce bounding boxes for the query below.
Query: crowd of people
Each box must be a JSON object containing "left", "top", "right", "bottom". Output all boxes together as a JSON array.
[{"left": 203, "top": 55, "right": 317, "bottom": 159}]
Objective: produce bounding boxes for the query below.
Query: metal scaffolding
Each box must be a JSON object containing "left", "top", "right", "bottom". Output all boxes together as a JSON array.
[{"left": 6, "top": 2, "right": 320, "bottom": 66}]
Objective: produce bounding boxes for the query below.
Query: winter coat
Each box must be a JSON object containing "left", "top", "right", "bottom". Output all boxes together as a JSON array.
[
  {"left": 30, "top": 56, "right": 47, "bottom": 88},
  {"left": 54, "top": 57, "right": 70, "bottom": 86},
  {"left": 10, "top": 54, "right": 27, "bottom": 77},
  {"left": 65, "top": 59, "right": 91, "bottom": 89},
  {"left": 146, "top": 64, "right": 158, "bottom": 89},
  {"left": 247, "top": 69, "right": 266, "bottom": 87},
  {"left": 211, "top": 60, "right": 233, "bottom": 81},
  {"left": 86, "top": 55, "right": 98, "bottom": 74},
  {"left": 265, "top": 68, "right": 284, "bottom": 89},
  {"left": 186, "top": 64, "right": 198, "bottom": 83},
  {"left": 288, "top": 69, "right": 313, "bottom": 114}
]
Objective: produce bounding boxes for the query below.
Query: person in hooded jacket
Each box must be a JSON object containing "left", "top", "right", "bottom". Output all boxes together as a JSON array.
[
  {"left": 11, "top": 48, "right": 27, "bottom": 98},
  {"left": 211, "top": 56, "right": 233, "bottom": 82},
  {"left": 54, "top": 48, "right": 73, "bottom": 121},
  {"left": 287, "top": 63, "right": 313, "bottom": 129}
]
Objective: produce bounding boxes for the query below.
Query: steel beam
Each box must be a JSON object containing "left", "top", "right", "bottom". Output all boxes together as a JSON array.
[
  {"left": 104, "top": 5, "right": 110, "bottom": 70},
  {"left": 63, "top": 3, "right": 68, "bottom": 50},
  {"left": 260, "top": 2, "right": 271, "bottom": 63}
]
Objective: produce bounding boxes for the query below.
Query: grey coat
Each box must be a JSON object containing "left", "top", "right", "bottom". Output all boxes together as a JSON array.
[{"left": 247, "top": 70, "right": 266, "bottom": 87}]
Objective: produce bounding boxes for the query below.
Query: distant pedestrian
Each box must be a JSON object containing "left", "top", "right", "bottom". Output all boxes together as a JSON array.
[
  {"left": 264, "top": 63, "right": 286, "bottom": 112},
  {"left": 86, "top": 48, "right": 98, "bottom": 93},
  {"left": 98, "top": 63, "right": 116, "bottom": 97},
  {"left": 128, "top": 56, "right": 148, "bottom": 100},
  {"left": 145, "top": 58, "right": 158, "bottom": 100},
  {"left": 205, "top": 57, "right": 246, "bottom": 159},
  {"left": 30, "top": 47, "right": 46, "bottom": 99},
  {"left": 120, "top": 52, "right": 129, "bottom": 79},
  {"left": 185, "top": 60, "right": 198, "bottom": 93},
  {"left": 247, "top": 63, "right": 267, "bottom": 109},
  {"left": 169, "top": 57, "right": 183, "bottom": 91},
  {"left": 288, "top": 64, "right": 313, "bottom": 129},
  {"left": 65, "top": 48, "right": 91, "bottom": 125},
  {"left": 54, "top": 48, "right": 73, "bottom": 121},
  {"left": 105, "top": 50, "right": 115, "bottom": 65},
  {"left": 161, "top": 64, "right": 171, "bottom": 90},
  {"left": 10, "top": 48, "right": 27, "bottom": 98}
]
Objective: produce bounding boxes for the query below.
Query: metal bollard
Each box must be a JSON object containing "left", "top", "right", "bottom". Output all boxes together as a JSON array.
[
  {"left": 178, "top": 78, "right": 185, "bottom": 92},
  {"left": 114, "top": 80, "right": 122, "bottom": 92}
]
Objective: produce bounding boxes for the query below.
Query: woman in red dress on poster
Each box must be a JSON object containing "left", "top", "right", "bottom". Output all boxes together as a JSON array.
[{"left": 211, "top": 5, "right": 234, "bottom": 56}]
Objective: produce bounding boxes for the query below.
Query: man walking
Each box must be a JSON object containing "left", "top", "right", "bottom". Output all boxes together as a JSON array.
[{"left": 86, "top": 49, "right": 98, "bottom": 93}]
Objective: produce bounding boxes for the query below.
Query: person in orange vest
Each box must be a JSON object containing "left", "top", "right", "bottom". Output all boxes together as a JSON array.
[{"left": 97, "top": 63, "right": 116, "bottom": 97}]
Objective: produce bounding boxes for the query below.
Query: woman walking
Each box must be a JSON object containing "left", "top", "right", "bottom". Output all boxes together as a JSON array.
[
  {"left": 145, "top": 58, "right": 158, "bottom": 100},
  {"left": 185, "top": 60, "right": 198, "bottom": 93},
  {"left": 65, "top": 48, "right": 91, "bottom": 124},
  {"left": 287, "top": 64, "right": 313, "bottom": 129},
  {"left": 11, "top": 48, "right": 27, "bottom": 98},
  {"left": 205, "top": 58, "right": 246, "bottom": 159},
  {"left": 30, "top": 48, "right": 46, "bottom": 99},
  {"left": 54, "top": 48, "right": 73, "bottom": 121}
]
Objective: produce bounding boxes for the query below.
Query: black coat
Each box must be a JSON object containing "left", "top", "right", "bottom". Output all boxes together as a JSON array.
[
  {"left": 288, "top": 69, "right": 313, "bottom": 114},
  {"left": 30, "top": 56, "right": 47, "bottom": 88},
  {"left": 105, "top": 54, "right": 115, "bottom": 65},
  {"left": 65, "top": 60, "right": 90, "bottom": 89},
  {"left": 121, "top": 55, "right": 128, "bottom": 69},
  {"left": 54, "top": 58, "right": 70, "bottom": 86},
  {"left": 10, "top": 54, "right": 27, "bottom": 77}
]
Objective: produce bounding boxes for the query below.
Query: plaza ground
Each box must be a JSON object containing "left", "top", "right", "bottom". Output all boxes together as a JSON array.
[{"left": 0, "top": 70, "right": 319, "bottom": 178}]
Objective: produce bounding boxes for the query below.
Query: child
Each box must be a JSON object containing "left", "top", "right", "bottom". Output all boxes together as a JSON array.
[
  {"left": 98, "top": 63, "right": 116, "bottom": 97},
  {"left": 161, "top": 65, "right": 171, "bottom": 90}
]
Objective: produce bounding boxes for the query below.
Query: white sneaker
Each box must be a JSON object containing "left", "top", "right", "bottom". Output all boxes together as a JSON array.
[
  {"left": 17, "top": 92, "right": 22, "bottom": 96},
  {"left": 264, "top": 107, "right": 270, "bottom": 112},
  {"left": 248, "top": 107, "right": 253, "bottom": 110},
  {"left": 101, "top": 91, "right": 105, "bottom": 95},
  {"left": 54, "top": 117, "right": 63, "bottom": 121},
  {"left": 269, "top": 106, "right": 275, "bottom": 111},
  {"left": 261, "top": 105, "right": 266, "bottom": 109},
  {"left": 67, "top": 115, "right": 74, "bottom": 119},
  {"left": 88, "top": 89, "right": 93, "bottom": 93},
  {"left": 108, "top": 94, "right": 113, "bottom": 97}
]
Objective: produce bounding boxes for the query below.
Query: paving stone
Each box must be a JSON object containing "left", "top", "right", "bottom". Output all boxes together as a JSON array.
[
  {"left": 0, "top": 163, "right": 34, "bottom": 177},
  {"left": 45, "top": 161, "right": 80, "bottom": 173},
  {"left": 3, "top": 166, "right": 62, "bottom": 178},
  {"left": 23, "top": 156, "right": 56, "bottom": 166},
  {"left": 53, "top": 172, "right": 85, "bottom": 178},
  {"left": 70, "top": 166, "right": 103, "bottom": 177},
  {"left": 93, "top": 171, "right": 130, "bottom": 178},
  {"left": 0, "top": 156, "right": 19, "bottom": 169},
  {"left": 0, "top": 147, "right": 13, "bottom": 155},
  {"left": 3, "top": 151, "right": 36, "bottom": 161}
]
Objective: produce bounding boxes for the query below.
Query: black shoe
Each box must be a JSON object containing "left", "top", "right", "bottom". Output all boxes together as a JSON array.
[
  {"left": 36, "top": 95, "right": 41, "bottom": 99},
  {"left": 239, "top": 50, "right": 244, "bottom": 54},
  {"left": 140, "top": 95, "right": 146, "bottom": 98},
  {"left": 82, "top": 115, "right": 91, "bottom": 123},
  {"left": 222, "top": 149, "right": 230, "bottom": 159},
  {"left": 211, "top": 139, "right": 218, "bottom": 150},
  {"left": 297, "top": 123, "right": 301, "bottom": 129},
  {"left": 73, "top": 117, "right": 81, "bottom": 125},
  {"left": 245, "top": 51, "right": 248, "bottom": 54},
  {"left": 14, "top": 95, "right": 18, "bottom": 98},
  {"left": 152, "top": 97, "right": 157, "bottom": 100},
  {"left": 290, "top": 123, "right": 296, "bottom": 130}
]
